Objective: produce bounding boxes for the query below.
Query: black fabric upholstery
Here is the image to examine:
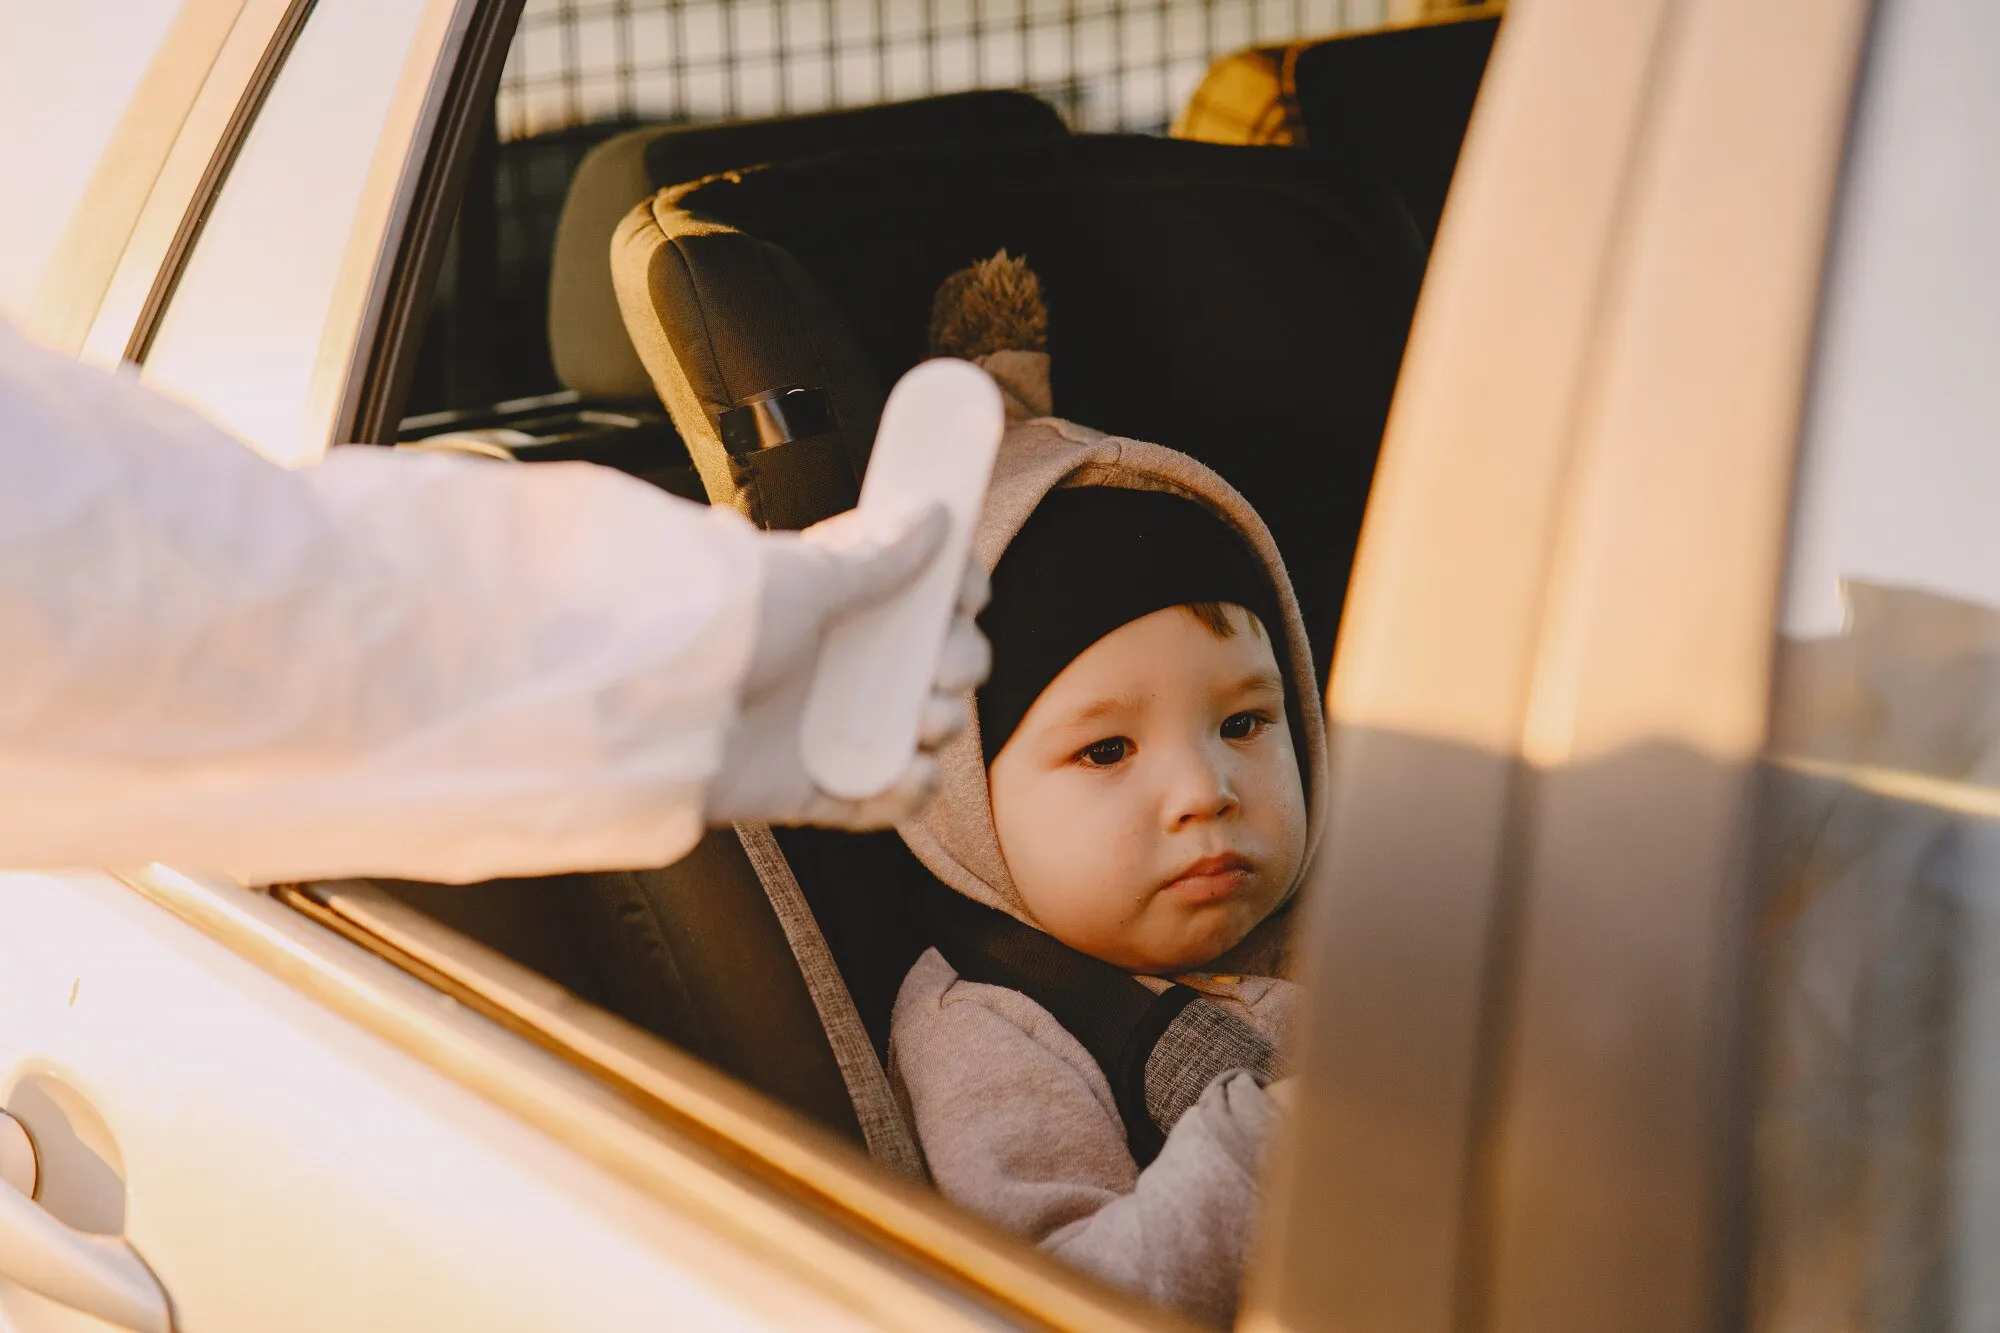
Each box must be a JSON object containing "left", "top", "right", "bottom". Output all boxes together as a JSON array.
[
  {"left": 370, "top": 829, "right": 867, "bottom": 1148},
  {"left": 642, "top": 90, "right": 1066, "bottom": 196},
  {"left": 1292, "top": 15, "right": 1499, "bottom": 243},
  {"left": 666, "top": 134, "right": 1426, "bottom": 676}
]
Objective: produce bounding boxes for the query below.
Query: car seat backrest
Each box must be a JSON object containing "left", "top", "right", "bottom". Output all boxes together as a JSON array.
[
  {"left": 548, "top": 91, "right": 1069, "bottom": 401},
  {"left": 618, "top": 134, "right": 1426, "bottom": 675},
  {"left": 1173, "top": 12, "right": 1500, "bottom": 244}
]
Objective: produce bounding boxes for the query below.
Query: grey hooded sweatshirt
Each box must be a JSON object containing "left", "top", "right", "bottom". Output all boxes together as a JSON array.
[{"left": 888, "top": 408, "right": 1327, "bottom": 1327}]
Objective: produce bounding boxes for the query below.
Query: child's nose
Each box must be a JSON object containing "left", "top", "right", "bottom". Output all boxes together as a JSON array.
[{"left": 1163, "top": 742, "right": 1238, "bottom": 828}]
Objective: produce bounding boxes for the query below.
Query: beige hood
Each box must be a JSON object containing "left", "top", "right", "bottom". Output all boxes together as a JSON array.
[{"left": 898, "top": 413, "right": 1327, "bottom": 967}]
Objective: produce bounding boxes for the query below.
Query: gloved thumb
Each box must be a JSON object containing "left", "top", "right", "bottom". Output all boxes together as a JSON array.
[{"left": 823, "top": 503, "right": 949, "bottom": 614}]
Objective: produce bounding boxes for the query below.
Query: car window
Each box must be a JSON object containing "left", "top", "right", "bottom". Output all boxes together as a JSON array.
[
  {"left": 1755, "top": 0, "right": 2000, "bottom": 1326},
  {"left": 277, "top": 1, "right": 1498, "bottom": 1325},
  {"left": 141, "top": 0, "right": 440, "bottom": 465},
  {"left": 0, "top": 0, "right": 186, "bottom": 324}
]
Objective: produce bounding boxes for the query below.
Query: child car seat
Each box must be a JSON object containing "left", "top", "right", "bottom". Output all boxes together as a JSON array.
[{"left": 608, "top": 133, "right": 1426, "bottom": 1171}]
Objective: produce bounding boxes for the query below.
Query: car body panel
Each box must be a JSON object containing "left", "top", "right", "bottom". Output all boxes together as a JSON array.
[
  {"left": 0, "top": 869, "right": 920, "bottom": 1331},
  {"left": 1255, "top": 0, "right": 1871, "bottom": 1329},
  {"left": 1250, "top": 0, "right": 1684, "bottom": 1322},
  {"left": 80, "top": 0, "right": 315, "bottom": 371},
  {"left": 0, "top": 0, "right": 189, "bottom": 326},
  {"left": 139, "top": 0, "right": 469, "bottom": 465}
]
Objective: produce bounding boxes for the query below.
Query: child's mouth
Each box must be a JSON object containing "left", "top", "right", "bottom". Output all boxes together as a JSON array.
[{"left": 1162, "top": 853, "right": 1254, "bottom": 903}]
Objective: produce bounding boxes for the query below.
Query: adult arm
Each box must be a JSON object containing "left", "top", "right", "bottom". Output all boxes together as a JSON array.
[{"left": 0, "top": 321, "right": 762, "bottom": 884}]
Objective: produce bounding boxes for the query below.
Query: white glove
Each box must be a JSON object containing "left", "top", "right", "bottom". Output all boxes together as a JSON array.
[{"left": 704, "top": 504, "right": 990, "bottom": 828}]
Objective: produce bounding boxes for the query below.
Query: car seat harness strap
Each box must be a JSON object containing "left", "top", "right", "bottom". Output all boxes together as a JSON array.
[{"left": 923, "top": 888, "right": 1282, "bottom": 1166}]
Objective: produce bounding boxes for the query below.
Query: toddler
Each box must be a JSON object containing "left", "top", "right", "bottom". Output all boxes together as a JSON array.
[{"left": 890, "top": 345, "right": 1322, "bottom": 1324}]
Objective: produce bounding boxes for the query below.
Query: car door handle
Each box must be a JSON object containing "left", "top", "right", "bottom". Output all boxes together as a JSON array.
[{"left": 0, "top": 1110, "right": 172, "bottom": 1333}]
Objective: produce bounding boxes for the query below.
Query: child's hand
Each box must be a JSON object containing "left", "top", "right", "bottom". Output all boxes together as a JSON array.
[{"left": 1264, "top": 1078, "right": 1298, "bottom": 1115}]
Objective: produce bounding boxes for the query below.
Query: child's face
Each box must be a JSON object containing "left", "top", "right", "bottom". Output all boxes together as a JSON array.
[{"left": 987, "top": 604, "right": 1309, "bottom": 974}]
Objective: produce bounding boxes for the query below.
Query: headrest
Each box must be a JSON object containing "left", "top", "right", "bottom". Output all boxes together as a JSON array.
[
  {"left": 548, "top": 92, "right": 1067, "bottom": 399},
  {"left": 614, "top": 134, "right": 1425, "bottom": 670}
]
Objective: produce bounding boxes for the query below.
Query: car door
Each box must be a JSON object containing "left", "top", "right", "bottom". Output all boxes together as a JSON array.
[
  {"left": 0, "top": 3, "right": 1048, "bottom": 1329},
  {"left": 1246, "top": 0, "right": 1880, "bottom": 1329}
]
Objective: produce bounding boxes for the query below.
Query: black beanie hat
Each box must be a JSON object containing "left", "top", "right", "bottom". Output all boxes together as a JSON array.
[{"left": 976, "top": 486, "right": 1283, "bottom": 764}]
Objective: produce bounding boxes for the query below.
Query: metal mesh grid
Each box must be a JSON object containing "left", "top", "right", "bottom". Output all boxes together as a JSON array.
[{"left": 496, "top": 0, "right": 1390, "bottom": 141}]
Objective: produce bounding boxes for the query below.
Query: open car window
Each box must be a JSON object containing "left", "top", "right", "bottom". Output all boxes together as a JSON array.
[{"left": 273, "top": 0, "right": 1504, "bottom": 1326}]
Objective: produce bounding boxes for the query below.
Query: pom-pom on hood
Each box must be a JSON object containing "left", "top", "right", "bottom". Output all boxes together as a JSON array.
[{"left": 928, "top": 249, "right": 1053, "bottom": 422}]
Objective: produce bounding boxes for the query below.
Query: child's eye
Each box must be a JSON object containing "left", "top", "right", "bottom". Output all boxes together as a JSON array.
[
  {"left": 1221, "top": 711, "right": 1270, "bottom": 741},
  {"left": 1078, "top": 737, "right": 1131, "bottom": 767}
]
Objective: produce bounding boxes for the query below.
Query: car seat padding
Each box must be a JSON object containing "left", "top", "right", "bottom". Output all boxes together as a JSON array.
[{"left": 614, "top": 213, "right": 882, "bottom": 525}]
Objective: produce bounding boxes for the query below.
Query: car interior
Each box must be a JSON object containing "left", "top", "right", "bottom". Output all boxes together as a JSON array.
[{"left": 302, "top": 0, "right": 1503, "bottom": 1282}]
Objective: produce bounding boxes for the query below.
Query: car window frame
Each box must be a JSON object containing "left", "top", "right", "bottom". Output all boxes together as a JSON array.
[{"left": 1257, "top": 0, "right": 1875, "bottom": 1328}]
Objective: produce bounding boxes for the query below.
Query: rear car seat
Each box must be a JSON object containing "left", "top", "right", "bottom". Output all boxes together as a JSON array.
[
  {"left": 403, "top": 92, "right": 1066, "bottom": 499},
  {"left": 338, "top": 93, "right": 1072, "bottom": 1174},
  {"left": 609, "top": 132, "right": 1427, "bottom": 1170},
  {"left": 1174, "top": 10, "right": 1500, "bottom": 243},
  {"left": 549, "top": 91, "right": 1067, "bottom": 404}
]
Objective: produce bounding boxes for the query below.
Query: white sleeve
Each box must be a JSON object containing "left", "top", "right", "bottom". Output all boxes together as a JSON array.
[{"left": 0, "top": 322, "right": 764, "bottom": 885}]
